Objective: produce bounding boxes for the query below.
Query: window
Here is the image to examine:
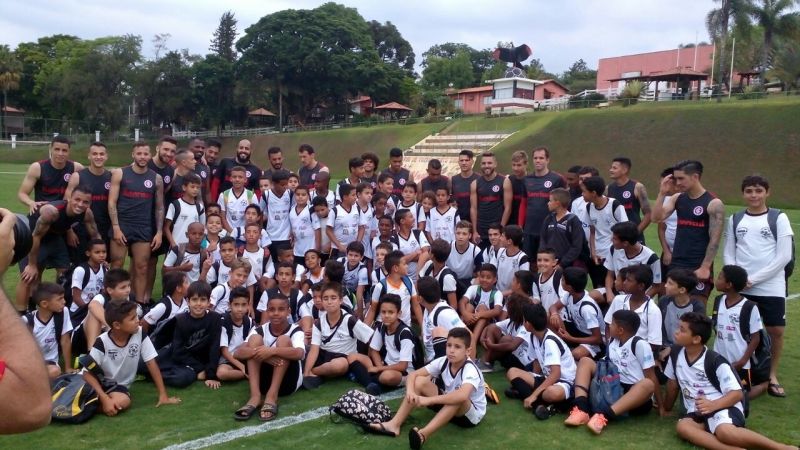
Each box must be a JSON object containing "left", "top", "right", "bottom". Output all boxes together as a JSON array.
[
  {"left": 495, "top": 86, "right": 513, "bottom": 100},
  {"left": 454, "top": 99, "right": 464, "bottom": 109},
  {"left": 483, "top": 95, "right": 492, "bottom": 105}
]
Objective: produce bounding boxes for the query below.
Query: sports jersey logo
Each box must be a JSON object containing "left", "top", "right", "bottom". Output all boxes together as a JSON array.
[
  {"left": 736, "top": 227, "right": 747, "bottom": 239},
  {"left": 399, "top": 178, "right": 406, "bottom": 185},
  {"left": 104, "top": 182, "right": 111, "bottom": 190},
  {"left": 311, "top": 173, "right": 317, "bottom": 180},
  {"left": 693, "top": 206, "right": 704, "bottom": 216},
  {"left": 623, "top": 191, "right": 631, "bottom": 199},
  {"left": 144, "top": 180, "right": 153, "bottom": 188},
  {"left": 492, "top": 185, "right": 500, "bottom": 192},
  {"left": 760, "top": 227, "right": 773, "bottom": 239},
  {"left": 246, "top": 171, "right": 252, "bottom": 178},
  {"left": 128, "top": 343, "right": 140, "bottom": 357},
  {"left": 544, "top": 180, "right": 552, "bottom": 188},
  {"left": 696, "top": 281, "right": 705, "bottom": 291},
  {"left": 164, "top": 175, "right": 171, "bottom": 184},
  {"left": 201, "top": 170, "right": 207, "bottom": 178},
  {"left": 63, "top": 173, "right": 71, "bottom": 182}
]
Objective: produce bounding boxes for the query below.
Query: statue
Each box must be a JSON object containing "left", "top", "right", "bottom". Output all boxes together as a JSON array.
[{"left": 492, "top": 43, "right": 532, "bottom": 78}]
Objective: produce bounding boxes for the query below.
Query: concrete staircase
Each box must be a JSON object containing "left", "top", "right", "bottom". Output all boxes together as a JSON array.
[{"left": 404, "top": 132, "right": 514, "bottom": 182}]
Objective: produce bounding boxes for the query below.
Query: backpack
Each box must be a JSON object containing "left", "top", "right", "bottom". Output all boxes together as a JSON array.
[
  {"left": 222, "top": 188, "right": 257, "bottom": 209},
  {"left": 376, "top": 276, "right": 414, "bottom": 303},
  {"left": 149, "top": 297, "right": 182, "bottom": 350},
  {"left": 169, "top": 198, "right": 204, "bottom": 229},
  {"left": 60, "top": 262, "right": 91, "bottom": 308},
  {"left": 533, "top": 271, "right": 563, "bottom": 302},
  {"left": 222, "top": 312, "right": 254, "bottom": 346},
  {"left": 469, "top": 287, "right": 499, "bottom": 309},
  {"left": 430, "top": 302, "right": 456, "bottom": 328},
  {"left": 171, "top": 244, "right": 208, "bottom": 271},
  {"left": 669, "top": 346, "right": 749, "bottom": 417},
  {"left": 315, "top": 313, "right": 358, "bottom": 344},
  {"left": 389, "top": 229, "right": 423, "bottom": 249},
  {"left": 422, "top": 264, "right": 457, "bottom": 301},
  {"left": 50, "top": 373, "right": 99, "bottom": 424},
  {"left": 329, "top": 389, "right": 392, "bottom": 426},
  {"left": 731, "top": 208, "right": 795, "bottom": 278},
  {"left": 25, "top": 310, "right": 66, "bottom": 351},
  {"left": 209, "top": 261, "right": 222, "bottom": 287},
  {"left": 711, "top": 295, "right": 772, "bottom": 383},
  {"left": 589, "top": 336, "right": 642, "bottom": 416},
  {"left": 378, "top": 321, "right": 426, "bottom": 370},
  {"left": 586, "top": 198, "right": 624, "bottom": 223}
]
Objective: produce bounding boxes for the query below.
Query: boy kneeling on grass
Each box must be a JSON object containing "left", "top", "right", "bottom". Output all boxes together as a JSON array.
[
  {"left": 564, "top": 310, "right": 661, "bottom": 434},
  {"left": 364, "top": 327, "right": 486, "bottom": 450},
  {"left": 81, "top": 300, "right": 180, "bottom": 417},
  {"left": 663, "top": 312, "right": 797, "bottom": 450},
  {"left": 234, "top": 293, "right": 305, "bottom": 422}
]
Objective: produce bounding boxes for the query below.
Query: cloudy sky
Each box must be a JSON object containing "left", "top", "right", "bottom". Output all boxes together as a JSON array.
[{"left": 1, "top": 0, "right": 714, "bottom": 74}]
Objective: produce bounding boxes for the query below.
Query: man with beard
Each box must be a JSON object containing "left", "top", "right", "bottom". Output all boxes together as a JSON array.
[
  {"left": 297, "top": 143, "right": 329, "bottom": 190},
  {"left": 262, "top": 146, "right": 284, "bottom": 182},
  {"left": 65, "top": 141, "right": 113, "bottom": 260},
  {"left": 205, "top": 138, "right": 221, "bottom": 178},
  {"left": 607, "top": 157, "right": 651, "bottom": 243},
  {"left": 108, "top": 142, "right": 165, "bottom": 307},
  {"left": 212, "top": 139, "right": 262, "bottom": 198},
  {"left": 520, "top": 146, "right": 565, "bottom": 257},
  {"left": 565, "top": 165, "right": 583, "bottom": 201},
  {"left": 189, "top": 138, "right": 212, "bottom": 203},
  {"left": 146, "top": 136, "right": 177, "bottom": 302},
  {"left": 470, "top": 152, "right": 512, "bottom": 248},
  {"left": 16, "top": 185, "right": 100, "bottom": 311},
  {"left": 451, "top": 150, "right": 479, "bottom": 226},
  {"left": 169, "top": 149, "right": 198, "bottom": 201},
  {"left": 380, "top": 147, "right": 410, "bottom": 197}
]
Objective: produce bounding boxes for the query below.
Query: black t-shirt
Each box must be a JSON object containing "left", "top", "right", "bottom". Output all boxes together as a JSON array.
[
  {"left": 523, "top": 171, "right": 565, "bottom": 236},
  {"left": 216, "top": 158, "right": 262, "bottom": 192},
  {"left": 672, "top": 191, "right": 715, "bottom": 269},
  {"left": 607, "top": 179, "right": 641, "bottom": 225},
  {"left": 172, "top": 311, "right": 222, "bottom": 380}
]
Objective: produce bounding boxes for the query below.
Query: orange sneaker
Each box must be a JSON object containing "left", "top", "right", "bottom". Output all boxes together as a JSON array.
[
  {"left": 587, "top": 413, "right": 608, "bottom": 434},
  {"left": 563, "top": 406, "right": 590, "bottom": 426}
]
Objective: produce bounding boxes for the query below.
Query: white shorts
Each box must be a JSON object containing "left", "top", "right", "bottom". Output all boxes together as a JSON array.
[
  {"left": 706, "top": 407, "right": 746, "bottom": 434},
  {"left": 580, "top": 343, "right": 601, "bottom": 357},
  {"left": 463, "top": 403, "right": 484, "bottom": 425},
  {"left": 533, "top": 373, "right": 573, "bottom": 399}
]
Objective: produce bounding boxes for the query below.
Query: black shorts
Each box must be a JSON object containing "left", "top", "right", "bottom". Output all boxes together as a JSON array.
[
  {"left": 18, "top": 233, "right": 71, "bottom": 271},
  {"left": 151, "top": 238, "right": 171, "bottom": 257},
  {"left": 314, "top": 350, "right": 348, "bottom": 367},
  {"left": 621, "top": 383, "right": 653, "bottom": 416},
  {"left": 433, "top": 337, "right": 447, "bottom": 360},
  {"left": 118, "top": 223, "right": 155, "bottom": 245},
  {"left": 743, "top": 294, "right": 785, "bottom": 327},
  {"left": 258, "top": 360, "right": 302, "bottom": 396},
  {"left": 498, "top": 353, "right": 525, "bottom": 370},
  {"left": 101, "top": 381, "right": 131, "bottom": 397},
  {"left": 737, "top": 368, "right": 769, "bottom": 390}
]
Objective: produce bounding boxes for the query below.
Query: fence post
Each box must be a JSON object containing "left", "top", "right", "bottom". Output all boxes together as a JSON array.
[
  {"left": 95, "top": 130, "right": 100, "bottom": 142},
  {"left": 135, "top": 128, "right": 140, "bottom": 141},
  {"left": 11, "top": 134, "right": 16, "bottom": 149}
]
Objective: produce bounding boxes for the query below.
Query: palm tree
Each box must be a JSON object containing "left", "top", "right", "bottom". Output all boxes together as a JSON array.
[
  {"left": 707, "top": 0, "right": 752, "bottom": 93},
  {"left": 0, "top": 45, "right": 23, "bottom": 138},
  {"left": 745, "top": 0, "right": 800, "bottom": 81},
  {"left": 772, "top": 40, "right": 800, "bottom": 89}
]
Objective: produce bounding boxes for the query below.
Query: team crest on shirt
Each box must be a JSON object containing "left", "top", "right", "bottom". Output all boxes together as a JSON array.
[
  {"left": 693, "top": 206, "right": 704, "bottom": 216},
  {"left": 311, "top": 173, "right": 317, "bottom": 180},
  {"left": 63, "top": 173, "right": 71, "bottom": 182},
  {"left": 544, "top": 180, "right": 552, "bottom": 188},
  {"left": 696, "top": 281, "right": 705, "bottom": 291},
  {"left": 760, "top": 227, "right": 773, "bottom": 239},
  {"left": 164, "top": 175, "right": 171, "bottom": 184},
  {"left": 144, "top": 180, "right": 153, "bottom": 188},
  {"left": 127, "top": 343, "right": 140, "bottom": 357},
  {"left": 623, "top": 191, "right": 631, "bottom": 199},
  {"left": 246, "top": 171, "right": 252, "bottom": 178},
  {"left": 399, "top": 178, "right": 406, "bottom": 185},
  {"left": 104, "top": 182, "right": 111, "bottom": 190},
  {"left": 736, "top": 226, "right": 748, "bottom": 239},
  {"left": 201, "top": 171, "right": 207, "bottom": 178},
  {"left": 492, "top": 185, "right": 500, "bottom": 192}
]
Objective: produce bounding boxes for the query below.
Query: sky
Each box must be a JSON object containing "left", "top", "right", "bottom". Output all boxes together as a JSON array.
[{"left": 0, "top": 0, "right": 714, "bottom": 74}]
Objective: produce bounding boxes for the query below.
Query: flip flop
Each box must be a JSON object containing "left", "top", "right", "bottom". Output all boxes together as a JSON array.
[
  {"left": 361, "top": 422, "right": 398, "bottom": 437},
  {"left": 260, "top": 403, "right": 278, "bottom": 421},
  {"left": 409, "top": 427, "right": 426, "bottom": 450},
  {"left": 233, "top": 404, "right": 259, "bottom": 421},
  {"left": 768, "top": 383, "right": 786, "bottom": 398}
]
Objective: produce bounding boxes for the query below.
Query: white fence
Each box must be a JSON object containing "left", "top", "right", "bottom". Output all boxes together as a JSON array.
[{"left": 172, "top": 127, "right": 278, "bottom": 139}]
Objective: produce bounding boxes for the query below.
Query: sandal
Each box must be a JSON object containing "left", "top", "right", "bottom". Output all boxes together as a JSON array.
[
  {"left": 260, "top": 403, "right": 279, "bottom": 421},
  {"left": 409, "top": 427, "right": 426, "bottom": 449},
  {"left": 233, "top": 404, "right": 259, "bottom": 421},
  {"left": 768, "top": 383, "right": 786, "bottom": 398},
  {"left": 362, "top": 422, "right": 398, "bottom": 437},
  {"left": 485, "top": 382, "right": 500, "bottom": 405}
]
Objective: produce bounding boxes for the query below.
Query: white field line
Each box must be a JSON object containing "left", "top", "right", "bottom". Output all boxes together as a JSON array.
[
  {"left": 0, "top": 171, "right": 26, "bottom": 174},
  {"left": 788, "top": 293, "right": 799, "bottom": 300},
  {"left": 162, "top": 389, "right": 404, "bottom": 450}
]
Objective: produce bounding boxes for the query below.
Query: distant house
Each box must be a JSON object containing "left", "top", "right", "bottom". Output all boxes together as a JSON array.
[
  {"left": 349, "top": 96, "right": 373, "bottom": 116},
  {"left": 1, "top": 106, "right": 25, "bottom": 136},
  {"left": 447, "top": 86, "right": 494, "bottom": 115},
  {"left": 447, "top": 79, "right": 570, "bottom": 115}
]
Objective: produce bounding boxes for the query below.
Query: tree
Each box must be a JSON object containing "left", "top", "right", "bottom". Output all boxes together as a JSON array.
[
  {"left": 11, "top": 35, "right": 79, "bottom": 115},
  {"left": 368, "top": 20, "right": 415, "bottom": 72},
  {"left": 744, "top": 0, "right": 800, "bottom": 80},
  {"left": 707, "top": 0, "right": 752, "bottom": 91},
  {"left": 193, "top": 54, "right": 236, "bottom": 131},
  {"left": 422, "top": 43, "right": 494, "bottom": 85},
  {"left": 210, "top": 11, "right": 237, "bottom": 62},
  {"left": 772, "top": 38, "right": 800, "bottom": 89},
  {"left": 561, "top": 58, "right": 597, "bottom": 93},
  {"left": 0, "top": 45, "right": 22, "bottom": 137},
  {"left": 136, "top": 49, "right": 196, "bottom": 129},
  {"left": 421, "top": 51, "right": 474, "bottom": 90}
]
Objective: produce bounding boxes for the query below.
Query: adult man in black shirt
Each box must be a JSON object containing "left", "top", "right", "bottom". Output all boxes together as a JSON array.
[
  {"left": 381, "top": 147, "right": 411, "bottom": 197},
  {"left": 470, "top": 152, "right": 512, "bottom": 247},
  {"left": 607, "top": 157, "right": 651, "bottom": 243},
  {"left": 520, "top": 146, "right": 565, "bottom": 257},
  {"left": 65, "top": 141, "right": 113, "bottom": 259},
  {"left": 451, "top": 150, "right": 479, "bottom": 224},
  {"left": 212, "top": 139, "right": 262, "bottom": 198},
  {"left": 262, "top": 146, "right": 284, "bottom": 181}
]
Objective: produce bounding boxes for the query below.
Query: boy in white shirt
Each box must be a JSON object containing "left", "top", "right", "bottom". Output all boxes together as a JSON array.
[
  {"left": 165, "top": 173, "right": 205, "bottom": 247},
  {"left": 492, "top": 225, "right": 530, "bottom": 295},
  {"left": 217, "top": 289, "right": 255, "bottom": 382},
  {"left": 460, "top": 263, "right": 503, "bottom": 359},
  {"left": 23, "top": 283, "right": 74, "bottom": 379},
  {"left": 218, "top": 166, "right": 257, "bottom": 233},
  {"left": 548, "top": 267, "right": 603, "bottom": 361},
  {"left": 327, "top": 183, "right": 364, "bottom": 260},
  {"left": 427, "top": 186, "right": 460, "bottom": 243},
  {"left": 289, "top": 185, "right": 321, "bottom": 266},
  {"left": 582, "top": 176, "right": 627, "bottom": 277},
  {"left": 604, "top": 265, "right": 662, "bottom": 355},
  {"left": 70, "top": 239, "right": 107, "bottom": 324}
]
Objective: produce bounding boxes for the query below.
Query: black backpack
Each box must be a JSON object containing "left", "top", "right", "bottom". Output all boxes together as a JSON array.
[
  {"left": 25, "top": 310, "right": 66, "bottom": 351},
  {"left": 669, "top": 346, "right": 749, "bottom": 417},
  {"left": 315, "top": 313, "right": 359, "bottom": 344},
  {"left": 209, "top": 261, "right": 222, "bottom": 287},
  {"left": 422, "top": 264, "right": 457, "bottom": 301},
  {"left": 169, "top": 198, "right": 204, "bottom": 229},
  {"left": 377, "top": 321, "right": 425, "bottom": 370},
  {"left": 711, "top": 295, "right": 772, "bottom": 383},
  {"left": 50, "top": 373, "right": 99, "bottom": 424},
  {"left": 60, "top": 262, "right": 96, "bottom": 308},
  {"left": 469, "top": 287, "right": 500, "bottom": 309},
  {"left": 731, "top": 208, "right": 795, "bottom": 278},
  {"left": 171, "top": 244, "right": 208, "bottom": 272},
  {"left": 222, "top": 312, "right": 254, "bottom": 345}
]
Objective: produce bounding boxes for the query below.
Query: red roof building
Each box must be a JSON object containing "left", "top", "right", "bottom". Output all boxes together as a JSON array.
[{"left": 446, "top": 79, "right": 570, "bottom": 115}]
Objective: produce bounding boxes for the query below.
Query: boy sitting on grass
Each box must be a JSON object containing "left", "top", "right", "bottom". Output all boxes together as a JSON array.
[
  {"left": 23, "top": 282, "right": 74, "bottom": 379},
  {"left": 81, "top": 300, "right": 180, "bottom": 417},
  {"left": 478, "top": 293, "right": 532, "bottom": 372},
  {"left": 364, "top": 294, "right": 419, "bottom": 394},
  {"left": 217, "top": 287, "right": 255, "bottom": 382},
  {"left": 564, "top": 310, "right": 661, "bottom": 434},
  {"left": 547, "top": 267, "right": 604, "bottom": 361},
  {"left": 460, "top": 263, "right": 503, "bottom": 359},
  {"left": 364, "top": 327, "right": 486, "bottom": 450},
  {"left": 235, "top": 294, "right": 306, "bottom": 422},
  {"left": 663, "top": 312, "right": 797, "bottom": 450}
]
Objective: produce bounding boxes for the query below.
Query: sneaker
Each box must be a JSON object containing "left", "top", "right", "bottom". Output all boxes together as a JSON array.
[
  {"left": 365, "top": 382, "right": 382, "bottom": 396},
  {"left": 534, "top": 404, "right": 555, "bottom": 420},
  {"left": 504, "top": 388, "right": 520, "bottom": 399},
  {"left": 476, "top": 360, "right": 495, "bottom": 373},
  {"left": 587, "top": 413, "right": 608, "bottom": 434},
  {"left": 563, "top": 406, "right": 590, "bottom": 426},
  {"left": 484, "top": 383, "right": 500, "bottom": 405},
  {"left": 302, "top": 376, "right": 322, "bottom": 390}
]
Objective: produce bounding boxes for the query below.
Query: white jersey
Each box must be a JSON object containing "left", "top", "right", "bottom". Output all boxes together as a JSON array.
[
  {"left": 219, "top": 318, "right": 252, "bottom": 355},
  {"left": 447, "top": 242, "right": 480, "bottom": 280},
  {"left": 495, "top": 318, "right": 532, "bottom": 365},
  {"left": 71, "top": 264, "right": 105, "bottom": 312},
  {"left": 142, "top": 297, "right": 188, "bottom": 326},
  {"left": 166, "top": 198, "right": 205, "bottom": 245},
  {"left": 418, "top": 261, "right": 458, "bottom": 299},
  {"left": 210, "top": 282, "right": 235, "bottom": 314},
  {"left": 23, "top": 308, "right": 73, "bottom": 363},
  {"left": 329, "top": 204, "right": 363, "bottom": 247},
  {"left": 358, "top": 203, "right": 375, "bottom": 259},
  {"left": 571, "top": 196, "right": 591, "bottom": 240},
  {"left": 587, "top": 198, "right": 628, "bottom": 260},
  {"left": 393, "top": 230, "right": 430, "bottom": 281},
  {"left": 605, "top": 245, "right": 662, "bottom": 284},
  {"left": 310, "top": 312, "right": 374, "bottom": 355},
  {"left": 370, "top": 267, "right": 388, "bottom": 286},
  {"left": 317, "top": 213, "right": 331, "bottom": 253},
  {"left": 163, "top": 247, "right": 203, "bottom": 282},
  {"left": 206, "top": 261, "right": 258, "bottom": 288},
  {"left": 724, "top": 210, "right": 794, "bottom": 297},
  {"left": 88, "top": 327, "right": 158, "bottom": 387},
  {"left": 371, "top": 276, "right": 416, "bottom": 326},
  {"left": 370, "top": 323, "right": 416, "bottom": 368},
  {"left": 607, "top": 336, "right": 655, "bottom": 385},
  {"left": 561, "top": 292, "right": 604, "bottom": 345},
  {"left": 311, "top": 189, "right": 336, "bottom": 212},
  {"left": 336, "top": 257, "right": 368, "bottom": 292},
  {"left": 427, "top": 206, "right": 460, "bottom": 242},
  {"left": 218, "top": 188, "right": 257, "bottom": 229},
  {"left": 422, "top": 302, "right": 465, "bottom": 362},
  {"left": 425, "top": 357, "right": 486, "bottom": 423},
  {"left": 664, "top": 347, "right": 743, "bottom": 415},
  {"left": 713, "top": 296, "right": 762, "bottom": 370},
  {"left": 261, "top": 189, "right": 293, "bottom": 241},
  {"left": 490, "top": 248, "right": 530, "bottom": 292},
  {"left": 241, "top": 247, "right": 269, "bottom": 280},
  {"left": 289, "top": 204, "right": 321, "bottom": 257},
  {"left": 397, "top": 201, "right": 424, "bottom": 229},
  {"left": 663, "top": 195, "right": 677, "bottom": 250},
  {"left": 463, "top": 285, "right": 504, "bottom": 309},
  {"left": 533, "top": 270, "right": 565, "bottom": 314},
  {"left": 527, "top": 330, "right": 577, "bottom": 383},
  {"left": 370, "top": 236, "right": 398, "bottom": 258},
  {"left": 604, "top": 295, "right": 662, "bottom": 346}
]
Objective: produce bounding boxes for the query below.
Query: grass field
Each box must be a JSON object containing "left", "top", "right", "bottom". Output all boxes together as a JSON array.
[{"left": 0, "top": 104, "right": 800, "bottom": 449}]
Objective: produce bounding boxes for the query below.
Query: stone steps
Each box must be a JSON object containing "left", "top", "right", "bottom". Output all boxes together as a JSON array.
[{"left": 403, "top": 132, "right": 514, "bottom": 181}]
